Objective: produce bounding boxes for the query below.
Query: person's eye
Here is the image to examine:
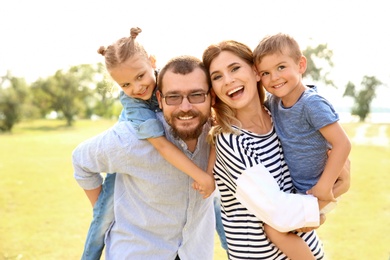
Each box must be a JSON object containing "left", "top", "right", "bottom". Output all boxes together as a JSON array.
[
  {"left": 278, "top": 65, "right": 286, "bottom": 71},
  {"left": 212, "top": 75, "right": 221, "bottom": 81},
  {"left": 137, "top": 74, "right": 144, "bottom": 80},
  {"left": 231, "top": 66, "right": 240, "bottom": 72},
  {"left": 122, "top": 83, "right": 130, "bottom": 88},
  {"left": 166, "top": 95, "right": 181, "bottom": 101},
  {"left": 190, "top": 92, "right": 204, "bottom": 98},
  {"left": 261, "top": 72, "right": 269, "bottom": 77}
]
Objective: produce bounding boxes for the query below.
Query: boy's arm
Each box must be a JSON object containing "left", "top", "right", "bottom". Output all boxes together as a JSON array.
[
  {"left": 148, "top": 136, "right": 215, "bottom": 198},
  {"left": 296, "top": 156, "right": 351, "bottom": 233},
  {"left": 332, "top": 155, "right": 351, "bottom": 198},
  {"left": 307, "top": 122, "right": 351, "bottom": 201}
]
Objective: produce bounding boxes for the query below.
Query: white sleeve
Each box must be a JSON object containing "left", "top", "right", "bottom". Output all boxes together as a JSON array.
[{"left": 235, "top": 163, "right": 320, "bottom": 232}]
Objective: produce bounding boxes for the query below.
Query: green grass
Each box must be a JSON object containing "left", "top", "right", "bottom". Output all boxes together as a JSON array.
[{"left": 0, "top": 120, "right": 389, "bottom": 259}]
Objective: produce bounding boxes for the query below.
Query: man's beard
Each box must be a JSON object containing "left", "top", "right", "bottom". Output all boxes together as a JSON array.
[{"left": 166, "top": 111, "right": 209, "bottom": 141}]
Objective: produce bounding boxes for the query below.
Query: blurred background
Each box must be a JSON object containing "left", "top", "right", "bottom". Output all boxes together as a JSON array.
[{"left": 0, "top": 0, "right": 389, "bottom": 259}]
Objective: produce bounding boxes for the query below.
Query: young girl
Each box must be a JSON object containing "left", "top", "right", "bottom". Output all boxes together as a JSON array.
[{"left": 81, "top": 27, "right": 215, "bottom": 260}]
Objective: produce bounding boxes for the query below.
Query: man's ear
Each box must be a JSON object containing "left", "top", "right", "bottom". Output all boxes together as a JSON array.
[
  {"left": 149, "top": 55, "right": 157, "bottom": 69},
  {"left": 156, "top": 90, "right": 163, "bottom": 110}
]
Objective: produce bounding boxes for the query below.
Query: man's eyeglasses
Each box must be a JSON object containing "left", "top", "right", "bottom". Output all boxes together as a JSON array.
[{"left": 161, "top": 91, "right": 209, "bottom": 106}]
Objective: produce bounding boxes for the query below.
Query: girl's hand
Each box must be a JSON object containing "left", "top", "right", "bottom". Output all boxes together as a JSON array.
[{"left": 192, "top": 174, "right": 215, "bottom": 199}]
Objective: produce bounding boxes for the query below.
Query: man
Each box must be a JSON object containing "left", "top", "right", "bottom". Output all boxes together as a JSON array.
[{"left": 73, "top": 56, "right": 215, "bottom": 259}]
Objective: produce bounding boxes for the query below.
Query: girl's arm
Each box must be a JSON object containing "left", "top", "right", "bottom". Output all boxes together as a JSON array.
[
  {"left": 84, "top": 186, "right": 101, "bottom": 207},
  {"left": 307, "top": 122, "right": 351, "bottom": 201},
  {"left": 206, "top": 145, "right": 216, "bottom": 176},
  {"left": 148, "top": 136, "right": 215, "bottom": 198},
  {"left": 120, "top": 92, "right": 215, "bottom": 198}
]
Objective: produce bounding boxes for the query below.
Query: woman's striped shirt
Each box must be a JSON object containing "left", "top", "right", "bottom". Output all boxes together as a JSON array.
[{"left": 213, "top": 125, "right": 325, "bottom": 260}]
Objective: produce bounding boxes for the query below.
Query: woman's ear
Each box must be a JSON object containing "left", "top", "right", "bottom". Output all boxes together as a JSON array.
[
  {"left": 253, "top": 65, "right": 261, "bottom": 82},
  {"left": 210, "top": 89, "right": 216, "bottom": 107},
  {"left": 149, "top": 55, "right": 157, "bottom": 69}
]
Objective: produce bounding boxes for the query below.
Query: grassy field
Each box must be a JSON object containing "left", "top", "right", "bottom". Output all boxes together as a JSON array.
[{"left": 0, "top": 119, "right": 389, "bottom": 260}]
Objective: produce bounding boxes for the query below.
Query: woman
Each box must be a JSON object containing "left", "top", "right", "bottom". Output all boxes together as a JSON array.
[{"left": 202, "top": 40, "right": 327, "bottom": 259}]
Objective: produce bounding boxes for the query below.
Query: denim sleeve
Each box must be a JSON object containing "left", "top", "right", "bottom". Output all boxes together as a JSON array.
[{"left": 119, "top": 91, "right": 164, "bottom": 139}]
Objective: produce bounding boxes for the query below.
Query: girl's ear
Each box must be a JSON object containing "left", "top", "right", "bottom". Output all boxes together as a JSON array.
[{"left": 149, "top": 55, "right": 157, "bottom": 69}]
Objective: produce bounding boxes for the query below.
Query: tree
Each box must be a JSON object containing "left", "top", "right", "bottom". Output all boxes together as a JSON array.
[
  {"left": 0, "top": 71, "right": 31, "bottom": 132},
  {"left": 303, "top": 44, "right": 335, "bottom": 87},
  {"left": 31, "top": 65, "right": 95, "bottom": 126},
  {"left": 343, "top": 76, "right": 382, "bottom": 122},
  {"left": 31, "top": 77, "right": 57, "bottom": 118},
  {"left": 90, "top": 63, "right": 119, "bottom": 119}
]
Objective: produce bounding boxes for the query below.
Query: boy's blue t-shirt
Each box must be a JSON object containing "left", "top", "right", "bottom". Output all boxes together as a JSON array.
[{"left": 265, "top": 86, "right": 339, "bottom": 193}]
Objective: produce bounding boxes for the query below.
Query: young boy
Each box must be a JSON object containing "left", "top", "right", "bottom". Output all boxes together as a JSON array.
[{"left": 253, "top": 33, "right": 351, "bottom": 259}]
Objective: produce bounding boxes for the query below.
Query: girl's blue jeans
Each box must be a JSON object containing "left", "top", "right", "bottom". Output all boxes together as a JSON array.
[{"left": 81, "top": 173, "right": 115, "bottom": 260}]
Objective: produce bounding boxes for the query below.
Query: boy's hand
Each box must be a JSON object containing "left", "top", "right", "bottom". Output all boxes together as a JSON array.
[
  {"left": 333, "top": 158, "right": 351, "bottom": 197},
  {"left": 307, "top": 181, "right": 336, "bottom": 202}
]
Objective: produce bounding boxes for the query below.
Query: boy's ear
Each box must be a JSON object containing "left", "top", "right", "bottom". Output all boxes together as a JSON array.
[
  {"left": 149, "top": 55, "right": 157, "bottom": 69},
  {"left": 299, "top": 55, "right": 307, "bottom": 74}
]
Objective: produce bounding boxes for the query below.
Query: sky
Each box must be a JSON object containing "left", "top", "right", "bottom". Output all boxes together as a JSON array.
[{"left": 1, "top": 0, "right": 389, "bottom": 110}]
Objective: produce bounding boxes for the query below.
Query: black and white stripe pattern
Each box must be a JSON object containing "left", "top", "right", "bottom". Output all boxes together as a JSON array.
[{"left": 214, "top": 126, "right": 324, "bottom": 260}]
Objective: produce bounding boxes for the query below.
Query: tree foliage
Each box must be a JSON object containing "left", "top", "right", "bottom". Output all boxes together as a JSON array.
[
  {"left": 0, "top": 71, "right": 32, "bottom": 132},
  {"left": 343, "top": 76, "right": 382, "bottom": 122},
  {"left": 90, "top": 63, "right": 119, "bottom": 118},
  {"left": 343, "top": 76, "right": 382, "bottom": 121},
  {"left": 31, "top": 64, "right": 99, "bottom": 126},
  {"left": 303, "top": 43, "right": 335, "bottom": 87}
]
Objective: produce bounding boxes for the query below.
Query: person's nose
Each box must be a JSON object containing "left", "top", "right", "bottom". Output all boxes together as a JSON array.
[
  {"left": 224, "top": 73, "right": 235, "bottom": 86},
  {"left": 271, "top": 71, "right": 280, "bottom": 81},
  {"left": 134, "top": 82, "right": 143, "bottom": 92},
  {"left": 179, "top": 96, "right": 192, "bottom": 112}
]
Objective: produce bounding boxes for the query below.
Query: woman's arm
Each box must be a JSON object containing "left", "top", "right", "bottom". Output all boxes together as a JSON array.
[{"left": 235, "top": 163, "right": 320, "bottom": 232}]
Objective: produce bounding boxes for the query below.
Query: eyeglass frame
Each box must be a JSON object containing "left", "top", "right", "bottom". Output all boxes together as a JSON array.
[{"left": 160, "top": 90, "right": 210, "bottom": 106}]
